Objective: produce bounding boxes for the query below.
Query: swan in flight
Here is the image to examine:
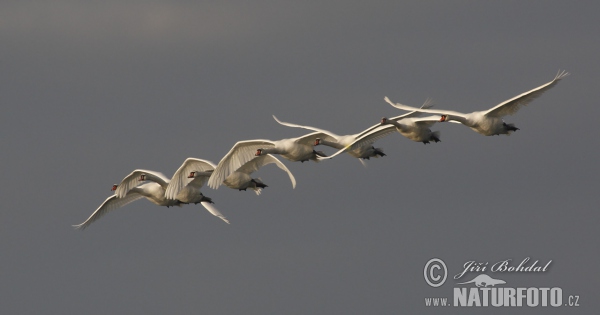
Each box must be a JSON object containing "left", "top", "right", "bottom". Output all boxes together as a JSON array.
[
  {"left": 387, "top": 71, "right": 569, "bottom": 136},
  {"left": 73, "top": 182, "right": 228, "bottom": 230},
  {"left": 73, "top": 168, "right": 229, "bottom": 229},
  {"left": 272, "top": 115, "right": 388, "bottom": 162},
  {"left": 381, "top": 97, "right": 443, "bottom": 144},
  {"left": 169, "top": 155, "right": 296, "bottom": 196},
  {"left": 207, "top": 132, "right": 328, "bottom": 189}
]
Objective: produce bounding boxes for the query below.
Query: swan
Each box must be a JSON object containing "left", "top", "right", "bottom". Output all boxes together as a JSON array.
[
  {"left": 207, "top": 132, "right": 329, "bottom": 189},
  {"left": 386, "top": 71, "right": 569, "bottom": 136},
  {"left": 272, "top": 115, "right": 388, "bottom": 162},
  {"left": 169, "top": 155, "right": 296, "bottom": 197},
  {"left": 380, "top": 97, "right": 443, "bottom": 144},
  {"left": 73, "top": 182, "right": 229, "bottom": 230},
  {"left": 74, "top": 168, "right": 229, "bottom": 228}
]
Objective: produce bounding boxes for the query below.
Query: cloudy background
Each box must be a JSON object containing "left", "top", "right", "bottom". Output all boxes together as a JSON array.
[{"left": 1, "top": 1, "right": 597, "bottom": 314}]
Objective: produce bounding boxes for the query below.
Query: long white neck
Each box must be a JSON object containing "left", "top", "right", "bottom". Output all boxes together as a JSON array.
[
  {"left": 259, "top": 147, "right": 284, "bottom": 155},
  {"left": 143, "top": 173, "right": 170, "bottom": 189}
]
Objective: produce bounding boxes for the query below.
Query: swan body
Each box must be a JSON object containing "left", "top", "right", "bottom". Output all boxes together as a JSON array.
[
  {"left": 208, "top": 133, "right": 327, "bottom": 189},
  {"left": 381, "top": 98, "right": 442, "bottom": 144},
  {"left": 387, "top": 71, "right": 569, "bottom": 136}
]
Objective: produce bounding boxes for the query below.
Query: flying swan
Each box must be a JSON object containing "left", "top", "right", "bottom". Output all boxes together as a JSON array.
[{"left": 386, "top": 71, "right": 569, "bottom": 136}]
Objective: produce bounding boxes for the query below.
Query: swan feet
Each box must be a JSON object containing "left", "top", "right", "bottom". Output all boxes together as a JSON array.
[
  {"left": 503, "top": 122, "right": 520, "bottom": 132},
  {"left": 373, "top": 147, "right": 386, "bottom": 157}
]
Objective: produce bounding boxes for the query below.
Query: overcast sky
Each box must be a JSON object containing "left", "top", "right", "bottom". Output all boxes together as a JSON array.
[{"left": 1, "top": 1, "right": 598, "bottom": 314}]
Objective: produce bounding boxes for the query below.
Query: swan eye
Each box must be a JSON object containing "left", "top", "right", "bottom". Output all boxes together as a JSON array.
[{"left": 187, "top": 172, "right": 195, "bottom": 178}]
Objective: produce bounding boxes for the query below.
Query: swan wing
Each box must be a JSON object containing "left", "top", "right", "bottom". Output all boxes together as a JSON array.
[
  {"left": 412, "top": 115, "right": 444, "bottom": 127},
  {"left": 318, "top": 125, "right": 396, "bottom": 160},
  {"left": 384, "top": 97, "right": 435, "bottom": 120},
  {"left": 237, "top": 154, "right": 297, "bottom": 189},
  {"left": 272, "top": 115, "right": 340, "bottom": 141},
  {"left": 165, "top": 158, "right": 216, "bottom": 200},
  {"left": 200, "top": 201, "right": 230, "bottom": 224},
  {"left": 484, "top": 70, "right": 569, "bottom": 117},
  {"left": 208, "top": 139, "right": 276, "bottom": 189},
  {"left": 385, "top": 96, "right": 467, "bottom": 118},
  {"left": 114, "top": 169, "right": 170, "bottom": 198},
  {"left": 73, "top": 193, "right": 145, "bottom": 230}
]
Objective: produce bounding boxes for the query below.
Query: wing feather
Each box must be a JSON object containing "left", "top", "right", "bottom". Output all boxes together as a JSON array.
[
  {"left": 73, "top": 193, "right": 145, "bottom": 230},
  {"left": 484, "top": 70, "right": 569, "bottom": 117},
  {"left": 200, "top": 201, "right": 230, "bottom": 224}
]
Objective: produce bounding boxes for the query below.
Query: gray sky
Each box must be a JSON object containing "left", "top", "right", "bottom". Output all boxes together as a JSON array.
[{"left": 1, "top": 1, "right": 598, "bottom": 314}]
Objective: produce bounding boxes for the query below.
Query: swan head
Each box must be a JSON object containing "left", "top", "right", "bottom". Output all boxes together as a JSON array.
[
  {"left": 111, "top": 184, "right": 118, "bottom": 191},
  {"left": 314, "top": 138, "right": 321, "bottom": 146},
  {"left": 139, "top": 173, "right": 147, "bottom": 181},
  {"left": 440, "top": 115, "right": 448, "bottom": 122},
  {"left": 256, "top": 149, "right": 264, "bottom": 156},
  {"left": 187, "top": 171, "right": 196, "bottom": 178},
  {"left": 380, "top": 117, "right": 388, "bottom": 124}
]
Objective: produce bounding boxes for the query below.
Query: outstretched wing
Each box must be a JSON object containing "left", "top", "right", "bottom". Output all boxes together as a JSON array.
[
  {"left": 272, "top": 115, "right": 340, "bottom": 141},
  {"left": 73, "top": 193, "right": 145, "bottom": 230},
  {"left": 484, "top": 70, "right": 569, "bottom": 117},
  {"left": 236, "top": 154, "right": 297, "bottom": 189},
  {"left": 208, "top": 139, "right": 276, "bottom": 189},
  {"left": 200, "top": 201, "right": 230, "bottom": 224},
  {"left": 385, "top": 97, "right": 435, "bottom": 120},
  {"left": 385, "top": 96, "right": 466, "bottom": 118},
  {"left": 114, "top": 169, "right": 170, "bottom": 198},
  {"left": 165, "top": 158, "right": 216, "bottom": 200}
]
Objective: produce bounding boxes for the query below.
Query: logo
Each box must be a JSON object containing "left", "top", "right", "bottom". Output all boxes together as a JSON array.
[
  {"left": 423, "top": 258, "right": 447, "bottom": 287},
  {"left": 422, "top": 257, "right": 581, "bottom": 308},
  {"left": 456, "top": 274, "right": 505, "bottom": 287}
]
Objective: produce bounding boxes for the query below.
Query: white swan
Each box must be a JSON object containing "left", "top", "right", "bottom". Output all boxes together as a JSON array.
[
  {"left": 387, "top": 71, "right": 569, "bottom": 136},
  {"left": 73, "top": 182, "right": 229, "bottom": 230},
  {"left": 381, "top": 97, "right": 443, "bottom": 144},
  {"left": 272, "top": 115, "right": 389, "bottom": 162},
  {"left": 207, "top": 132, "right": 329, "bottom": 189},
  {"left": 169, "top": 155, "right": 296, "bottom": 196},
  {"left": 74, "top": 168, "right": 229, "bottom": 228}
]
